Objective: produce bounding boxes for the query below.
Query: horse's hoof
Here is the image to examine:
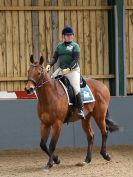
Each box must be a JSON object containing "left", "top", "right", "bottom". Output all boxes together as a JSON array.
[
  {"left": 85, "top": 159, "right": 91, "bottom": 163},
  {"left": 44, "top": 163, "right": 53, "bottom": 170},
  {"left": 53, "top": 155, "right": 61, "bottom": 164},
  {"left": 43, "top": 166, "right": 50, "bottom": 171},
  {"left": 44, "top": 166, "right": 50, "bottom": 171},
  {"left": 105, "top": 153, "right": 111, "bottom": 161},
  {"left": 100, "top": 151, "right": 111, "bottom": 161},
  {"left": 76, "top": 161, "right": 87, "bottom": 167}
]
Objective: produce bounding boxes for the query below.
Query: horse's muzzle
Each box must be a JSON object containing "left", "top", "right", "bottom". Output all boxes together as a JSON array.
[{"left": 25, "top": 87, "right": 35, "bottom": 95}]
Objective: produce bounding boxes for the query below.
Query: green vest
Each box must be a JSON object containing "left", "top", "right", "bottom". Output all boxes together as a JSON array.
[{"left": 55, "top": 41, "right": 80, "bottom": 69}]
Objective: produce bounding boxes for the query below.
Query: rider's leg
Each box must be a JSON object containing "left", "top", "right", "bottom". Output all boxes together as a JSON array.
[
  {"left": 76, "top": 92, "right": 85, "bottom": 119},
  {"left": 66, "top": 67, "right": 85, "bottom": 119}
]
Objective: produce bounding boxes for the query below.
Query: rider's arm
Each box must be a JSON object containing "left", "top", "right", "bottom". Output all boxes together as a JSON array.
[
  {"left": 49, "top": 51, "right": 59, "bottom": 66},
  {"left": 69, "top": 44, "right": 80, "bottom": 70}
]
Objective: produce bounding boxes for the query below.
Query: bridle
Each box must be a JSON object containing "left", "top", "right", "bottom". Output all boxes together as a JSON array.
[
  {"left": 27, "top": 63, "right": 64, "bottom": 90},
  {"left": 27, "top": 64, "right": 50, "bottom": 90}
]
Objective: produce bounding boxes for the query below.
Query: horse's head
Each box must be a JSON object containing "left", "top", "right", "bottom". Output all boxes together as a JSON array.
[{"left": 25, "top": 55, "right": 44, "bottom": 94}]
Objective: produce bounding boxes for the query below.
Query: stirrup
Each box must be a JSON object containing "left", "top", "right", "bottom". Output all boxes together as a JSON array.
[{"left": 78, "top": 110, "right": 85, "bottom": 119}]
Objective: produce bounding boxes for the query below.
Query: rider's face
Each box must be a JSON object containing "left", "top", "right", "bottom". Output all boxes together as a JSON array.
[{"left": 64, "top": 34, "right": 74, "bottom": 42}]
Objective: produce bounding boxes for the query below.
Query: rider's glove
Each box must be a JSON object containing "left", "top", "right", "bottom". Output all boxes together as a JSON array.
[
  {"left": 62, "top": 68, "right": 70, "bottom": 75},
  {"left": 46, "top": 65, "right": 51, "bottom": 72}
]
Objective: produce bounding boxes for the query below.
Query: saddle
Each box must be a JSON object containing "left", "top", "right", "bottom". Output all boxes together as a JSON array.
[
  {"left": 55, "top": 75, "right": 86, "bottom": 105},
  {"left": 55, "top": 75, "right": 95, "bottom": 123}
]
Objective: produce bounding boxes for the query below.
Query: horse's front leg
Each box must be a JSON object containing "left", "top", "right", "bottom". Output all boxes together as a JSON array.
[
  {"left": 46, "top": 120, "right": 62, "bottom": 169},
  {"left": 40, "top": 122, "right": 51, "bottom": 156},
  {"left": 40, "top": 122, "right": 60, "bottom": 169}
]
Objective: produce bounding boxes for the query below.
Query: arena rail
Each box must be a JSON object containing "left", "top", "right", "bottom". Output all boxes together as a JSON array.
[
  {"left": 0, "top": 91, "right": 36, "bottom": 99},
  {"left": 0, "top": 6, "right": 112, "bottom": 11}
]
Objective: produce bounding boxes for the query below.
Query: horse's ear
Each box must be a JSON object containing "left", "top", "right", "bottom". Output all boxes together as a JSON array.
[
  {"left": 39, "top": 56, "right": 44, "bottom": 65},
  {"left": 30, "top": 55, "right": 34, "bottom": 63}
]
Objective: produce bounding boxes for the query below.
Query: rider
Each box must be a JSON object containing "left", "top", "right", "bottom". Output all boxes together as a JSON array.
[{"left": 46, "top": 25, "right": 85, "bottom": 119}]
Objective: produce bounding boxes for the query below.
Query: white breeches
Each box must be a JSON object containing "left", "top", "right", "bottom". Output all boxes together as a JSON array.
[{"left": 51, "top": 67, "right": 80, "bottom": 95}]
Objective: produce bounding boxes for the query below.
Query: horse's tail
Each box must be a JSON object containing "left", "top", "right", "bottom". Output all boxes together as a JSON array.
[{"left": 105, "top": 109, "right": 122, "bottom": 133}]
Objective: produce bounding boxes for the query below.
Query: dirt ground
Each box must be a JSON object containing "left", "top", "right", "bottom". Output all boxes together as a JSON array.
[{"left": 0, "top": 145, "right": 133, "bottom": 177}]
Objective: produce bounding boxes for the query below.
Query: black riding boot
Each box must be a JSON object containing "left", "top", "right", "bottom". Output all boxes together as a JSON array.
[{"left": 76, "top": 93, "right": 85, "bottom": 119}]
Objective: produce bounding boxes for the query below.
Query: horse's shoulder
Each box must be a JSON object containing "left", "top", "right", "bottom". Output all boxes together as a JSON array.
[{"left": 54, "top": 79, "right": 67, "bottom": 96}]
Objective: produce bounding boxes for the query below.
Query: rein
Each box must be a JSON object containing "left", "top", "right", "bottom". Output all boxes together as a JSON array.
[
  {"left": 27, "top": 64, "right": 63, "bottom": 90},
  {"left": 28, "top": 76, "right": 50, "bottom": 89}
]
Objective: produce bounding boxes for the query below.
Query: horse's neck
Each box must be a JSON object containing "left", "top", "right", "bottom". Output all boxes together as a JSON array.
[{"left": 36, "top": 75, "right": 56, "bottom": 103}]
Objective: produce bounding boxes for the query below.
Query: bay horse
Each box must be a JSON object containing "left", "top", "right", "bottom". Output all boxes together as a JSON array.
[{"left": 25, "top": 55, "right": 120, "bottom": 169}]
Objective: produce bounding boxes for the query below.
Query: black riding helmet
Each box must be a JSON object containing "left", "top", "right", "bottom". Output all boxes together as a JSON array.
[{"left": 62, "top": 26, "right": 74, "bottom": 35}]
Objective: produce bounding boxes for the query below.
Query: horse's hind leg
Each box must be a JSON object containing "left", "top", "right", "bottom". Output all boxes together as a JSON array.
[
  {"left": 95, "top": 111, "right": 111, "bottom": 161},
  {"left": 40, "top": 122, "right": 60, "bottom": 167},
  {"left": 82, "top": 115, "right": 94, "bottom": 164},
  {"left": 99, "top": 120, "right": 111, "bottom": 161}
]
